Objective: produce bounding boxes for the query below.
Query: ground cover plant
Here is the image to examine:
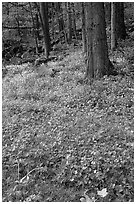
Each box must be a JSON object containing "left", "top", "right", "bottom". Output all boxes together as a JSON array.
[{"left": 2, "top": 34, "right": 134, "bottom": 201}]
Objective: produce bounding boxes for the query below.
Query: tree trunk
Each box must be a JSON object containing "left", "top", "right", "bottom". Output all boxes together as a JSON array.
[
  {"left": 116, "top": 2, "right": 127, "bottom": 40},
  {"left": 29, "top": 3, "right": 39, "bottom": 54},
  {"left": 66, "top": 2, "right": 72, "bottom": 43},
  {"left": 81, "top": 2, "right": 87, "bottom": 53},
  {"left": 104, "top": 2, "right": 111, "bottom": 24},
  {"left": 35, "top": 13, "right": 40, "bottom": 41},
  {"left": 71, "top": 2, "right": 77, "bottom": 40},
  {"left": 40, "top": 2, "right": 50, "bottom": 58},
  {"left": 111, "top": 2, "right": 127, "bottom": 50},
  {"left": 111, "top": 2, "right": 117, "bottom": 50},
  {"left": 62, "top": 3, "right": 68, "bottom": 44},
  {"left": 56, "top": 2, "right": 64, "bottom": 32},
  {"left": 86, "top": 3, "right": 113, "bottom": 79}
]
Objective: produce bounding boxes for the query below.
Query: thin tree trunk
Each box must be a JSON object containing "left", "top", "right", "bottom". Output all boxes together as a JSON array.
[
  {"left": 86, "top": 3, "right": 94, "bottom": 79},
  {"left": 111, "top": 2, "right": 117, "bottom": 51},
  {"left": 63, "top": 3, "right": 68, "bottom": 44},
  {"left": 51, "top": 2, "right": 55, "bottom": 40},
  {"left": 29, "top": 3, "right": 39, "bottom": 54},
  {"left": 67, "top": 2, "right": 72, "bottom": 43},
  {"left": 40, "top": 2, "right": 50, "bottom": 58},
  {"left": 71, "top": 2, "right": 77, "bottom": 40},
  {"left": 81, "top": 2, "right": 87, "bottom": 53},
  {"left": 56, "top": 2, "right": 64, "bottom": 32},
  {"left": 35, "top": 13, "right": 40, "bottom": 41}
]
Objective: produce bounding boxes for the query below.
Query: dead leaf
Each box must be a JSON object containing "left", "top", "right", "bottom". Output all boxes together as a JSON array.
[{"left": 97, "top": 188, "right": 108, "bottom": 197}]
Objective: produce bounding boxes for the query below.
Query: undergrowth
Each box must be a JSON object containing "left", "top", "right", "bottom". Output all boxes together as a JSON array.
[{"left": 2, "top": 43, "right": 134, "bottom": 201}]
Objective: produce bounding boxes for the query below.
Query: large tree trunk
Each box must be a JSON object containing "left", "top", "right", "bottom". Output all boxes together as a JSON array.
[
  {"left": 104, "top": 2, "right": 111, "bottom": 24},
  {"left": 86, "top": 3, "right": 113, "bottom": 79},
  {"left": 40, "top": 2, "right": 50, "bottom": 58}
]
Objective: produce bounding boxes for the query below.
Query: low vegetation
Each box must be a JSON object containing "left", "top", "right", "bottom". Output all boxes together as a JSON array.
[{"left": 2, "top": 37, "right": 134, "bottom": 201}]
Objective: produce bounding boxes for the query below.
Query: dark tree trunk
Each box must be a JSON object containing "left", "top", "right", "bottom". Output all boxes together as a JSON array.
[
  {"left": 111, "top": 2, "right": 127, "bottom": 50},
  {"left": 62, "top": 2, "right": 69, "bottom": 44},
  {"left": 56, "top": 2, "right": 64, "bottom": 32},
  {"left": 35, "top": 13, "right": 40, "bottom": 41},
  {"left": 71, "top": 2, "right": 77, "bottom": 40},
  {"left": 86, "top": 3, "right": 113, "bottom": 80},
  {"left": 116, "top": 2, "right": 127, "bottom": 40},
  {"left": 40, "top": 2, "right": 50, "bottom": 58}
]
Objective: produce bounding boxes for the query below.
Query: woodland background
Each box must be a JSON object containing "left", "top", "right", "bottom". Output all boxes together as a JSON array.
[{"left": 2, "top": 2, "right": 134, "bottom": 202}]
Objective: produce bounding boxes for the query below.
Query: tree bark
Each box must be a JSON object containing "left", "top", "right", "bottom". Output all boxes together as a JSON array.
[
  {"left": 116, "top": 2, "right": 127, "bottom": 40},
  {"left": 86, "top": 3, "right": 113, "bottom": 79},
  {"left": 40, "top": 2, "right": 50, "bottom": 58},
  {"left": 56, "top": 2, "right": 64, "bottom": 32},
  {"left": 111, "top": 2, "right": 127, "bottom": 50},
  {"left": 35, "top": 13, "right": 40, "bottom": 41},
  {"left": 71, "top": 2, "right": 77, "bottom": 40},
  {"left": 104, "top": 2, "right": 111, "bottom": 23},
  {"left": 111, "top": 2, "right": 117, "bottom": 50},
  {"left": 29, "top": 3, "right": 39, "bottom": 54},
  {"left": 66, "top": 2, "right": 72, "bottom": 43}
]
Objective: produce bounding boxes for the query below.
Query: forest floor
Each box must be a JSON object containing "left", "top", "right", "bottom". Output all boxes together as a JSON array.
[{"left": 2, "top": 35, "right": 134, "bottom": 201}]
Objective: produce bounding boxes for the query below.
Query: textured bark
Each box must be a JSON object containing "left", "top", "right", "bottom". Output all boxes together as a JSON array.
[
  {"left": 40, "top": 2, "right": 50, "bottom": 58},
  {"left": 86, "top": 3, "right": 113, "bottom": 79}
]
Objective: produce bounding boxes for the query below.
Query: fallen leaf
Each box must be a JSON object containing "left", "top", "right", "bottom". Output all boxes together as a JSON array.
[
  {"left": 97, "top": 188, "right": 108, "bottom": 197},
  {"left": 80, "top": 191, "right": 96, "bottom": 202}
]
